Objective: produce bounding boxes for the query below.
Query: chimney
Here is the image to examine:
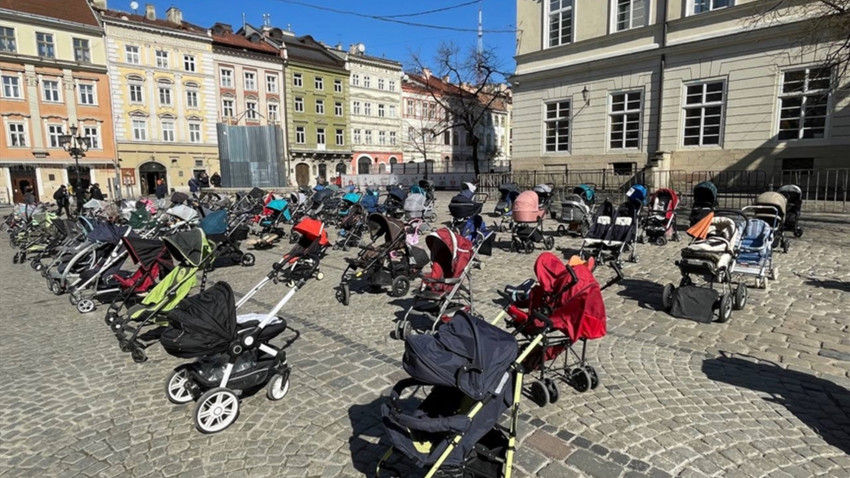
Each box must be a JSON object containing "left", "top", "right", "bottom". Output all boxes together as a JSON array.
[
  {"left": 145, "top": 4, "right": 155, "bottom": 20},
  {"left": 166, "top": 6, "right": 182, "bottom": 25},
  {"left": 348, "top": 44, "right": 357, "bottom": 54},
  {"left": 89, "top": 0, "right": 107, "bottom": 10},
  {"left": 422, "top": 68, "right": 431, "bottom": 79},
  {"left": 443, "top": 75, "right": 451, "bottom": 83}
]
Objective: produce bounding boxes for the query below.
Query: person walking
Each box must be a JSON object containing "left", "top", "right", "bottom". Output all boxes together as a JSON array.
[
  {"left": 53, "top": 185, "right": 71, "bottom": 217},
  {"left": 89, "top": 183, "right": 105, "bottom": 201},
  {"left": 74, "top": 183, "right": 88, "bottom": 216}
]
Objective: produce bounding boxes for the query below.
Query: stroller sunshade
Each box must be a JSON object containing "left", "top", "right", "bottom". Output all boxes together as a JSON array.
[
  {"left": 266, "top": 199, "right": 289, "bottom": 212},
  {"left": 292, "top": 217, "right": 329, "bottom": 245},
  {"left": 162, "top": 229, "right": 213, "bottom": 266},
  {"left": 367, "top": 213, "right": 405, "bottom": 243},
  {"left": 168, "top": 204, "right": 199, "bottom": 222},
  {"left": 123, "top": 236, "right": 172, "bottom": 267},
  {"left": 87, "top": 222, "right": 128, "bottom": 244},
  {"left": 200, "top": 210, "right": 229, "bottom": 236},
  {"left": 161, "top": 282, "right": 238, "bottom": 358},
  {"left": 693, "top": 181, "right": 718, "bottom": 206}
]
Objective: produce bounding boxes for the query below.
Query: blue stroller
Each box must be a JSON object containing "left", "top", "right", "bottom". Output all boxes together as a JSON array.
[{"left": 734, "top": 209, "right": 779, "bottom": 290}]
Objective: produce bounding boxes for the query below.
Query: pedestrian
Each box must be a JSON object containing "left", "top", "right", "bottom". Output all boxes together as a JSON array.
[
  {"left": 90, "top": 183, "right": 105, "bottom": 200},
  {"left": 210, "top": 172, "right": 222, "bottom": 188},
  {"left": 154, "top": 178, "right": 167, "bottom": 208},
  {"left": 198, "top": 172, "right": 210, "bottom": 188},
  {"left": 53, "top": 185, "right": 71, "bottom": 217},
  {"left": 188, "top": 174, "right": 200, "bottom": 198},
  {"left": 74, "top": 183, "right": 88, "bottom": 216},
  {"left": 23, "top": 186, "right": 36, "bottom": 205}
]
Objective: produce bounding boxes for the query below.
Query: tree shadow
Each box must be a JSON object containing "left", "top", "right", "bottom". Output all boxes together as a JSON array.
[
  {"left": 614, "top": 278, "right": 665, "bottom": 311},
  {"left": 702, "top": 353, "right": 850, "bottom": 455}
]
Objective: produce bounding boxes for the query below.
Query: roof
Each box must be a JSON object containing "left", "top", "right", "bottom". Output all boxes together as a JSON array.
[
  {"left": 0, "top": 0, "right": 99, "bottom": 27},
  {"left": 285, "top": 36, "right": 346, "bottom": 70},
  {"left": 405, "top": 72, "right": 466, "bottom": 97},
  {"left": 100, "top": 9, "right": 207, "bottom": 36},
  {"left": 212, "top": 30, "right": 279, "bottom": 55}
]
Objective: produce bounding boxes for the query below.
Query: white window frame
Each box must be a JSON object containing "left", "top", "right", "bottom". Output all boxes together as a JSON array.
[
  {"left": 36, "top": 32, "right": 54, "bottom": 58},
  {"left": 220, "top": 68, "right": 234, "bottom": 88},
  {"left": 389, "top": 80, "right": 396, "bottom": 92},
  {"left": 364, "top": 130, "right": 372, "bottom": 144},
  {"left": 244, "top": 71, "right": 257, "bottom": 91},
  {"left": 334, "top": 102, "right": 343, "bottom": 117},
  {"left": 188, "top": 121, "right": 202, "bottom": 143},
  {"left": 353, "top": 129, "right": 361, "bottom": 144},
  {"left": 266, "top": 74, "right": 278, "bottom": 93},
  {"left": 546, "top": 0, "right": 574, "bottom": 48},
  {"left": 42, "top": 79, "right": 61, "bottom": 102},
  {"left": 183, "top": 54, "right": 196, "bottom": 72},
  {"left": 0, "top": 26, "right": 16, "bottom": 53},
  {"left": 316, "top": 127, "right": 326, "bottom": 145},
  {"left": 352, "top": 101, "right": 361, "bottom": 115},
  {"left": 294, "top": 97, "right": 304, "bottom": 113},
  {"left": 128, "top": 81, "right": 144, "bottom": 104},
  {"left": 378, "top": 130, "right": 386, "bottom": 145},
  {"left": 351, "top": 74, "right": 360, "bottom": 86},
  {"left": 543, "top": 99, "right": 571, "bottom": 153},
  {"left": 222, "top": 98, "right": 234, "bottom": 118},
  {"left": 365, "top": 102, "right": 372, "bottom": 116},
  {"left": 682, "top": 79, "right": 726, "bottom": 147},
  {"left": 389, "top": 105, "right": 397, "bottom": 118},
  {"left": 295, "top": 126, "right": 305, "bottom": 144},
  {"left": 389, "top": 131, "right": 397, "bottom": 145},
  {"left": 377, "top": 78, "right": 385, "bottom": 90},
  {"left": 608, "top": 90, "right": 643, "bottom": 150},
  {"left": 378, "top": 104, "right": 385, "bottom": 117},
  {"left": 611, "top": 0, "right": 649, "bottom": 32},
  {"left": 334, "top": 79, "right": 342, "bottom": 93},
  {"left": 161, "top": 119, "right": 175, "bottom": 142},
  {"left": 690, "top": 0, "right": 733, "bottom": 16},
  {"left": 268, "top": 102, "right": 279, "bottom": 122},
  {"left": 293, "top": 72, "right": 303, "bottom": 87},
  {"left": 246, "top": 100, "right": 258, "bottom": 120},
  {"left": 131, "top": 118, "right": 147, "bottom": 141},
  {"left": 315, "top": 76, "right": 324, "bottom": 90},
  {"left": 158, "top": 83, "right": 172, "bottom": 107},
  {"left": 46, "top": 123, "right": 64, "bottom": 148},
  {"left": 6, "top": 121, "right": 27, "bottom": 147},
  {"left": 155, "top": 50, "right": 169, "bottom": 68},
  {"left": 315, "top": 99, "right": 324, "bottom": 115},
  {"left": 78, "top": 83, "right": 96, "bottom": 106},
  {"left": 185, "top": 88, "right": 198, "bottom": 109},
  {"left": 363, "top": 76, "right": 371, "bottom": 88},
  {"left": 125, "top": 45, "right": 140, "bottom": 64},
  {"left": 776, "top": 66, "right": 832, "bottom": 141},
  {"left": 336, "top": 129, "right": 344, "bottom": 145}
]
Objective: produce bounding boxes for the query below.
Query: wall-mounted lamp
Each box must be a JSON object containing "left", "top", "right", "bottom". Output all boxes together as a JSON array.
[{"left": 581, "top": 86, "right": 590, "bottom": 105}]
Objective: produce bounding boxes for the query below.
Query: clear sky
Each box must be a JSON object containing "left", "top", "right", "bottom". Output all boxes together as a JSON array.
[{"left": 123, "top": 0, "right": 517, "bottom": 75}]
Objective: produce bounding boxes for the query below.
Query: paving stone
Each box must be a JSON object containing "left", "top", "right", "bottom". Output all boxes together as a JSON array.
[{"left": 566, "top": 449, "right": 624, "bottom": 478}]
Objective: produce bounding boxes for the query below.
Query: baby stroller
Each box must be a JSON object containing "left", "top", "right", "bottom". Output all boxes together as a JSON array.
[
  {"left": 492, "top": 183, "right": 519, "bottom": 231},
  {"left": 580, "top": 186, "right": 645, "bottom": 277},
  {"left": 640, "top": 188, "right": 680, "bottom": 245},
  {"left": 361, "top": 188, "right": 382, "bottom": 214},
  {"left": 334, "top": 203, "right": 369, "bottom": 251},
  {"left": 378, "top": 310, "right": 545, "bottom": 478},
  {"left": 99, "top": 236, "right": 174, "bottom": 320},
  {"left": 510, "top": 188, "right": 554, "bottom": 253},
  {"left": 689, "top": 181, "right": 717, "bottom": 226},
  {"left": 46, "top": 220, "right": 129, "bottom": 296},
  {"left": 556, "top": 184, "right": 595, "bottom": 237},
  {"left": 337, "top": 214, "right": 429, "bottom": 305},
  {"left": 201, "top": 209, "right": 255, "bottom": 267},
  {"left": 732, "top": 214, "right": 776, "bottom": 291},
  {"left": 249, "top": 198, "right": 291, "bottom": 248},
  {"left": 662, "top": 210, "right": 748, "bottom": 323},
  {"left": 404, "top": 192, "right": 429, "bottom": 221},
  {"left": 418, "top": 179, "right": 437, "bottom": 221},
  {"left": 777, "top": 184, "right": 803, "bottom": 238},
  {"left": 753, "top": 191, "right": 789, "bottom": 253},
  {"left": 505, "top": 252, "right": 607, "bottom": 405},
  {"left": 449, "top": 188, "right": 486, "bottom": 232},
  {"left": 384, "top": 185, "right": 407, "bottom": 219}
]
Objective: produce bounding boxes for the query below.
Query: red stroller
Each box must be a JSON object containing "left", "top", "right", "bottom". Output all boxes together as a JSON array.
[
  {"left": 640, "top": 188, "right": 680, "bottom": 245},
  {"left": 506, "top": 252, "right": 607, "bottom": 406},
  {"left": 99, "top": 236, "right": 173, "bottom": 319}
]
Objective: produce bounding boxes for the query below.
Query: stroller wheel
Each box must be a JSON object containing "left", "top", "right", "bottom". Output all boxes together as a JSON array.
[
  {"left": 585, "top": 365, "right": 600, "bottom": 389},
  {"left": 130, "top": 347, "right": 148, "bottom": 363},
  {"left": 543, "top": 236, "right": 555, "bottom": 251},
  {"left": 662, "top": 283, "right": 675, "bottom": 311},
  {"left": 50, "top": 280, "right": 63, "bottom": 296},
  {"left": 266, "top": 369, "right": 291, "bottom": 401},
  {"left": 76, "top": 299, "right": 96, "bottom": 314},
  {"left": 336, "top": 285, "right": 351, "bottom": 306},
  {"left": 524, "top": 241, "right": 534, "bottom": 254},
  {"left": 240, "top": 253, "right": 255, "bottom": 267},
  {"left": 769, "top": 266, "right": 779, "bottom": 281},
  {"left": 557, "top": 225, "right": 567, "bottom": 237},
  {"left": 12, "top": 252, "right": 19, "bottom": 264},
  {"left": 544, "top": 378, "right": 559, "bottom": 404},
  {"left": 717, "top": 294, "right": 733, "bottom": 323},
  {"left": 529, "top": 380, "right": 549, "bottom": 407},
  {"left": 68, "top": 293, "right": 79, "bottom": 306},
  {"left": 428, "top": 212, "right": 438, "bottom": 223},
  {"left": 166, "top": 365, "right": 195, "bottom": 404},
  {"left": 733, "top": 283, "right": 747, "bottom": 310},
  {"left": 29, "top": 259, "right": 38, "bottom": 270},
  {"left": 570, "top": 367, "right": 592, "bottom": 393},
  {"left": 34, "top": 262, "right": 43, "bottom": 271},
  {"left": 656, "top": 236, "right": 667, "bottom": 246},
  {"left": 391, "top": 275, "right": 410, "bottom": 298},
  {"left": 315, "top": 271, "right": 324, "bottom": 281},
  {"left": 794, "top": 227, "right": 803, "bottom": 238},
  {"left": 194, "top": 387, "right": 240, "bottom": 434}
]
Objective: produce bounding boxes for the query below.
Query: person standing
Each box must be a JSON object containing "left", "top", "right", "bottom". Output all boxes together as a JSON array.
[
  {"left": 188, "top": 174, "right": 200, "bottom": 198},
  {"left": 210, "top": 172, "right": 221, "bottom": 188},
  {"left": 90, "top": 183, "right": 105, "bottom": 200},
  {"left": 154, "top": 179, "right": 167, "bottom": 208},
  {"left": 74, "top": 183, "right": 88, "bottom": 216},
  {"left": 53, "top": 185, "right": 71, "bottom": 217},
  {"left": 23, "top": 187, "right": 36, "bottom": 205}
]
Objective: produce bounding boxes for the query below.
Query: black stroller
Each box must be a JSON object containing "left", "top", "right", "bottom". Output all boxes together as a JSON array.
[
  {"left": 384, "top": 185, "right": 407, "bottom": 219},
  {"left": 689, "top": 181, "right": 717, "bottom": 226},
  {"left": 777, "top": 184, "right": 803, "bottom": 238},
  {"left": 200, "top": 209, "right": 255, "bottom": 267},
  {"left": 449, "top": 190, "right": 485, "bottom": 232}
]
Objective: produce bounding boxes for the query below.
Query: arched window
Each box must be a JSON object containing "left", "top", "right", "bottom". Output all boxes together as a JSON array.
[
  {"left": 358, "top": 156, "right": 372, "bottom": 174},
  {"left": 335, "top": 162, "right": 346, "bottom": 175}
]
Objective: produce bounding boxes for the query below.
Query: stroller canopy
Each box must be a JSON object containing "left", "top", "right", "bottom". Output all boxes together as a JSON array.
[
  {"left": 367, "top": 213, "right": 405, "bottom": 243},
  {"left": 626, "top": 184, "right": 647, "bottom": 205},
  {"left": 162, "top": 282, "right": 237, "bottom": 358},
  {"left": 387, "top": 186, "right": 407, "bottom": 203},
  {"left": 512, "top": 190, "right": 541, "bottom": 223},
  {"left": 123, "top": 236, "right": 172, "bottom": 267},
  {"left": 342, "top": 192, "right": 362, "bottom": 205},
  {"left": 83, "top": 199, "right": 106, "bottom": 210},
  {"left": 170, "top": 191, "right": 189, "bottom": 205},
  {"left": 404, "top": 193, "right": 427, "bottom": 213},
  {"left": 266, "top": 199, "right": 289, "bottom": 212},
  {"left": 425, "top": 228, "right": 473, "bottom": 282},
  {"left": 573, "top": 184, "right": 595, "bottom": 203},
  {"left": 78, "top": 216, "right": 97, "bottom": 234},
  {"left": 693, "top": 181, "right": 718, "bottom": 207},
  {"left": 533, "top": 184, "right": 552, "bottom": 196},
  {"left": 777, "top": 184, "right": 802, "bottom": 206},
  {"left": 200, "top": 209, "right": 229, "bottom": 236},
  {"left": 651, "top": 188, "right": 679, "bottom": 212},
  {"left": 167, "top": 204, "right": 199, "bottom": 222},
  {"left": 418, "top": 179, "right": 434, "bottom": 191},
  {"left": 461, "top": 182, "right": 477, "bottom": 194},
  {"left": 87, "top": 222, "right": 128, "bottom": 244},
  {"left": 499, "top": 183, "right": 519, "bottom": 196},
  {"left": 449, "top": 194, "right": 482, "bottom": 219},
  {"left": 292, "top": 217, "right": 329, "bottom": 246},
  {"left": 311, "top": 189, "right": 333, "bottom": 205},
  {"left": 755, "top": 191, "right": 787, "bottom": 217},
  {"left": 247, "top": 187, "right": 266, "bottom": 200},
  {"left": 162, "top": 229, "right": 213, "bottom": 267}
]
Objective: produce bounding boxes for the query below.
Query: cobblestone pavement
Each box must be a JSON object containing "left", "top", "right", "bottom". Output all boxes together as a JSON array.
[{"left": 1, "top": 194, "right": 849, "bottom": 478}]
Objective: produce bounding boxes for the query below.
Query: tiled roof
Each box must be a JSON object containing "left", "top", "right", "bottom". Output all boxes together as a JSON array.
[
  {"left": 212, "top": 31, "right": 279, "bottom": 55},
  {"left": 286, "top": 35, "right": 346, "bottom": 69},
  {"left": 100, "top": 9, "right": 207, "bottom": 36},
  {"left": 0, "top": 0, "right": 99, "bottom": 27}
]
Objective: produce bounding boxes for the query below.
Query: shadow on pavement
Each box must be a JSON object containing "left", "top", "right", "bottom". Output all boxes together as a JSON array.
[
  {"left": 803, "top": 277, "right": 850, "bottom": 292},
  {"left": 702, "top": 353, "right": 850, "bottom": 455},
  {"left": 615, "top": 278, "right": 665, "bottom": 311},
  {"left": 348, "top": 395, "right": 420, "bottom": 477}
]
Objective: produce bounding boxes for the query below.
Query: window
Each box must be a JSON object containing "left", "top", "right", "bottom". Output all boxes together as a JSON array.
[
  {"left": 161, "top": 120, "right": 175, "bottom": 142},
  {"left": 353, "top": 101, "right": 361, "bottom": 115},
  {"left": 74, "top": 38, "right": 91, "bottom": 62},
  {"left": 268, "top": 103, "right": 279, "bottom": 122},
  {"left": 315, "top": 99, "right": 324, "bottom": 115},
  {"left": 189, "top": 122, "right": 202, "bottom": 143},
  {"left": 544, "top": 100, "right": 571, "bottom": 152},
  {"left": 378, "top": 130, "right": 386, "bottom": 145},
  {"left": 316, "top": 128, "right": 326, "bottom": 145},
  {"left": 693, "top": 0, "right": 731, "bottom": 15},
  {"left": 778, "top": 67, "right": 831, "bottom": 140},
  {"left": 614, "top": 0, "right": 647, "bottom": 31},
  {"left": 244, "top": 71, "right": 257, "bottom": 91},
  {"left": 186, "top": 89, "right": 198, "bottom": 109},
  {"left": 7, "top": 122, "right": 26, "bottom": 147},
  {"left": 612, "top": 162, "right": 636, "bottom": 175},
  {"left": 364, "top": 76, "right": 371, "bottom": 88},
  {"left": 293, "top": 73, "right": 302, "bottom": 87},
  {"left": 125, "top": 45, "right": 140, "bottom": 64},
  {"left": 364, "top": 130, "right": 372, "bottom": 144},
  {"left": 266, "top": 74, "right": 278, "bottom": 93},
  {"left": 609, "top": 91, "right": 642, "bottom": 149},
  {"left": 683, "top": 81, "right": 725, "bottom": 146},
  {"left": 353, "top": 129, "right": 361, "bottom": 143},
  {"left": 129, "top": 83, "right": 144, "bottom": 103},
  {"left": 389, "top": 80, "right": 396, "bottom": 92},
  {"left": 132, "top": 119, "right": 147, "bottom": 140},
  {"left": 155, "top": 50, "right": 169, "bottom": 68},
  {"left": 183, "top": 55, "right": 195, "bottom": 72},
  {"left": 548, "top": 0, "right": 573, "bottom": 47},
  {"left": 295, "top": 126, "right": 305, "bottom": 144},
  {"left": 79, "top": 84, "right": 95, "bottom": 105},
  {"left": 47, "top": 124, "right": 63, "bottom": 148},
  {"left": 220, "top": 68, "right": 233, "bottom": 88},
  {"left": 377, "top": 78, "right": 385, "bottom": 90},
  {"left": 364, "top": 103, "right": 372, "bottom": 116},
  {"left": 0, "top": 27, "right": 15, "bottom": 53},
  {"left": 222, "top": 98, "right": 234, "bottom": 118},
  {"left": 336, "top": 129, "right": 344, "bottom": 145},
  {"left": 389, "top": 105, "right": 397, "bottom": 118},
  {"left": 406, "top": 99, "right": 415, "bottom": 116},
  {"left": 158, "top": 84, "right": 172, "bottom": 106},
  {"left": 294, "top": 97, "right": 304, "bottom": 113},
  {"left": 42, "top": 80, "right": 60, "bottom": 102},
  {"left": 334, "top": 102, "right": 343, "bottom": 116},
  {"left": 408, "top": 127, "right": 415, "bottom": 141},
  {"left": 444, "top": 131, "right": 451, "bottom": 145},
  {"left": 389, "top": 131, "right": 397, "bottom": 145},
  {"left": 352, "top": 74, "right": 360, "bottom": 86},
  {"left": 334, "top": 79, "right": 342, "bottom": 93},
  {"left": 36, "top": 32, "right": 54, "bottom": 58},
  {"left": 315, "top": 76, "right": 324, "bottom": 90},
  {"left": 246, "top": 100, "right": 258, "bottom": 120},
  {"left": 378, "top": 104, "right": 385, "bottom": 117}
]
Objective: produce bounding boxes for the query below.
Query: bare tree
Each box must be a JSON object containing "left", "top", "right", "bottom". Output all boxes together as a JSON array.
[{"left": 402, "top": 121, "right": 444, "bottom": 179}]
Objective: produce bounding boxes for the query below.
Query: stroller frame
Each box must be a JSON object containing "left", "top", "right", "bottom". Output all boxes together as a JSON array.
[{"left": 733, "top": 206, "right": 780, "bottom": 290}]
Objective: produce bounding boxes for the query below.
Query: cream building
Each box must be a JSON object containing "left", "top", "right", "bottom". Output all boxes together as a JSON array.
[{"left": 512, "top": 0, "right": 850, "bottom": 174}]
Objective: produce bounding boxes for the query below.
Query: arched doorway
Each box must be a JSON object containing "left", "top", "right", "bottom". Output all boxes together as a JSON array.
[
  {"left": 318, "top": 163, "right": 328, "bottom": 184},
  {"left": 68, "top": 166, "right": 91, "bottom": 194},
  {"left": 357, "top": 156, "right": 372, "bottom": 175},
  {"left": 388, "top": 156, "right": 398, "bottom": 173},
  {"left": 10, "top": 166, "right": 37, "bottom": 203},
  {"left": 335, "top": 162, "right": 346, "bottom": 175},
  {"left": 139, "top": 162, "right": 166, "bottom": 195},
  {"left": 295, "top": 162, "right": 309, "bottom": 187}
]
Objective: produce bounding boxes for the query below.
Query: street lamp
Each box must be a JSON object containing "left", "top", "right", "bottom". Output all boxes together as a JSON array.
[{"left": 59, "top": 124, "right": 91, "bottom": 199}]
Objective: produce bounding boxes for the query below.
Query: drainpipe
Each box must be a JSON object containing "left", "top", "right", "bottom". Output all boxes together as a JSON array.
[{"left": 652, "top": 0, "right": 670, "bottom": 171}]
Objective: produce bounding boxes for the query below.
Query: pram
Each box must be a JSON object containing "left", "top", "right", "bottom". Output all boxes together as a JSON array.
[
  {"left": 689, "top": 181, "right": 717, "bottom": 226},
  {"left": 201, "top": 209, "right": 255, "bottom": 267},
  {"left": 777, "top": 184, "right": 803, "bottom": 238},
  {"left": 510, "top": 186, "right": 555, "bottom": 253},
  {"left": 556, "top": 184, "right": 595, "bottom": 237},
  {"left": 662, "top": 210, "right": 748, "bottom": 323},
  {"left": 337, "top": 214, "right": 429, "bottom": 305},
  {"left": 753, "top": 191, "right": 789, "bottom": 253},
  {"left": 449, "top": 188, "right": 486, "bottom": 232},
  {"left": 640, "top": 188, "right": 680, "bottom": 245},
  {"left": 404, "top": 192, "right": 433, "bottom": 222},
  {"left": 378, "top": 310, "right": 545, "bottom": 478},
  {"left": 249, "top": 198, "right": 291, "bottom": 248},
  {"left": 98, "top": 236, "right": 174, "bottom": 319},
  {"left": 580, "top": 186, "right": 645, "bottom": 277},
  {"left": 505, "top": 252, "right": 607, "bottom": 405},
  {"left": 384, "top": 185, "right": 407, "bottom": 219},
  {"left": 46, "top": 220, "right": 129, "bottom": 296},
  {"left": 732, "top": 213, "right": 776, "bottom": 291},
  {"left": 492, "top": 183, "right": 519, "bottom": 232}
]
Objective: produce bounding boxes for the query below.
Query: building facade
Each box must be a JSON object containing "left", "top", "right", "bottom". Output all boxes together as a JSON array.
[
  {"left": 0, "top": 0, "right": 117, "bottom": 204},
  {"left": 401, "top": 72, "right": 455, "bottom": 167},
  {"left": 98, "top": 3, "right": 218, "bottom": 197},
  {"left": 512, "top": 0, "right": 850, "bottom": 174}
]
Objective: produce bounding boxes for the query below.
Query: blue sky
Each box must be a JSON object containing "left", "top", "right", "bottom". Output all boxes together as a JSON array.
[{"left": 130, "top": 0, "right": 517, "bottom": 75}]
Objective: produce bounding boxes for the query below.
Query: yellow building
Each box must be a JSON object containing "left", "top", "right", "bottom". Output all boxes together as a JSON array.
[{"left": 94, "top": 2, "right": 218, "bottom": 197}]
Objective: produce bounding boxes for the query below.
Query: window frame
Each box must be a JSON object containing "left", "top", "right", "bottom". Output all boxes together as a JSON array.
[
  {"left": 608, "top": 90, "right": 643, "bottom": 150},
  {"left": 333, "top": 79, "right": 342, "bottom": 93},
  {"left": 545, "top": 0, "right": 574, "bottom": 48},
  {"left": 316, "top": 127, "right": 326, "bottom": 145},
  {"left": 363, "top": 76, "right": 371, "bottom": 88},
  {"left": 244, "top": 71, "right": 257, "bottom": 91},
  {"left": 681, "top": 79, "right": 726, "bottom": 147},
  {"left": 78, "top": 83, "right": 96, "bottom": 106},
  {"left": 125, "top": 44, "right": 140, "bottom": 64},
  {"left": 155, "top": 49, "right": 169, "bottom": 68},
  {"left": 364, "top": 130, "right": 372, "bottom": 144},
  {"left": 73, "top": 38, "right": 91, "bottom": 63},
  {"left": 267, "top": 102, "right": 279, "bottom": 122},
  {"left": 161, "top": 119, "right": 176, "bottom": 143},
  {"left": 388, "top": 80, "right": 396, "bottom": 92},
  {"left": 158, "top": 82, "right": 172, "bottom": 107},
  {"left": 188, "top": 121, "right": 202, "bottom": 143},
  {"left": 294, "top": 97, "right": 304, "bottom": 113},
  {"left": 352, "top": 100, "right": 361, "bottom": 115},
  {"left": 351, "top": 74, "right": 360, "bottom": 86},
  {"left": 611, "top": 0, "right": 649, "bottom": 32},
  {"left": 46, "top": 123, "right": 64, "bottom": 148},
  {"left": 222, "top": 98, "right": 234, "bottom": 118},
  {"left": 295, "top": 126, "right": 306, "bottom": 144},
  {"left": 389, "top": 131, "right": 397, "bottom": 145},
  {"left": 364, "top": 102, "right": 372, "bottom": 116},
  {"left": 334, "top": 101, "right": 343, "bottom": 117},
  {"left": 315, "top": 99, "right": 325, "bottom": 115},
  {"left": 293, "top": 72, "right": 303, "bottom": 87},
  {"left": 36, "top": 32, "right": 55, "bottom": 58},
  {"left": 131, "top": 118, "right": 147, "bottom": 141},
  {"left": 42, "top": 79, "right": 61, "bottom": 103},
  {"left": 6, "top": 121, "right": 27, "bottom": 147},
  {"left": 185, "top": 87, "right": 198, "bottom": 109},
  {"left": 336, "top": 128, "right": 344, "bottom": 145},
  {"left": 246, "top": 100, "right": 259, "bottom": 121},
  {"left": 0, "top": 26, "right": 15, "bottom": 53},
  {"left": 220, "top": 68, "right": 234, "bottom": 88},
  {"left": 377, "top": 78, "right": 385, "bottom": 90},
  {"left": 690, "top": 0, "right": 733, "bottom": 16},
  {"left": 543, "top": 99, "right": 571, "bottom": 153},
  {"left": 183, "top": 54, "right": 196, "bottom": 72},
  {"left": 266, "top": 74, "right": 278, "bottom": 93},
  {"left": 128, "top": 80, "right": 144, "bottom": 104},
  {"left": 314, "top": 76, "right": 324, "bottom": 90},
  {"left": 378, "top": 104, "right": 385, "bottom": 118},
  {"left": 353, "top": 129, "right": 361, "bottom": 144},
  {"left": 776, "top": 66, "right": 833, "bottom": 142}
]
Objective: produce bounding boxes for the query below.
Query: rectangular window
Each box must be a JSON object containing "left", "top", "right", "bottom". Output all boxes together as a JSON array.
[
  {"left": 378, "top": 130, "right": 386, "bottom": 145},
  {"left": 315, "top": 76, "right": 324, "bottom": 90},
  {"left": 334, "top": 79, "right": 342, "bottom": 92},
  {"left": 129, "top": 83, "right": 143, "bottom": 103},
  {"left": 408, "top": 127, "right": 415, "bottom": 141},
  {"left": 186, "top": 90, "right": 198, "bottom": 109},
  {"left": 683, "top": 81, "right": 725, "bottom": 146},
  {"left": 548, "top": 0, "right": 573, "bottom": 47},
  {"left": 266, "top": 74, "right": 278, "bottom": 93},
  {"left": 365, "top": 103, "right": 372, "bottom": 116},
  {"left": 406, "top": 99, "right": 415, "bottom": 116},
  {"left": 353, "top": 129, "right": 361, "bottom": 144},
  {"left": 189, "top": 122, "right": 202, "bottom": 143},
  {"left": 295, "top": 126, "right": 305, "bottom": 144},
  {"left": 365, "top": 130, "right": 372, "bottom": 144},
  {"left": 364, "top": 76, "right": 371, "bottom": 88},
  {"left": 544, "top": 100, "right": 570, "bottom": 152},
  {"left": 614, "top": 0, "right": 647, "bottom": 31},
  {"left": 693, "top": 0, "right": 731, "bottom": 15},
  {"left": 778, "top": 67, "right": 831, "bottom": 140},
  {"left": 220, "top": 68, "right": 233, "bottom": 88},
  {"left": 0, "top": 27, "right": 15, "bottom": 53},
  {"left": 132, "top": 119, "right": 147, "bottom": 140},
  {"left": 7, "top": 122, "right": 26, "bottom": 147},
  {"left": 378, "top": 104, "right": 385, "bottom": 117},
  {"left": 161, "top": 120, "right": 175, "bottom": 142},
  {"left": 293, "top": 73, "right": 302, "bottom": 87},
  {"left": 125, "top": 45, "right": 140, "bottom": 64},
  {"left": 609, "top": 91, "right": 642, "bottom": 149},
  {"left": 246, "top": 101, "right": 258, "bottom": 120},
  {"left": 353, "top": 101, "right": 361, "bottom": 115},
  {"left": 334, "top": 102, "right": 343, "bottom": 116},
  {"left": 155, "top": 50, "right": 169, "bottom": 68},
  {"left": 183, "top": 55, "right": 196, "bottom": 72},
  {"left": 389, "top": 131, "right": 397, "bottom": 145},
  {"left": 352, "top": 74, "right": 360, "bottom": 86},
  {"left": 268, "top": 103, "right": 279, "bottom": 122},
  {"left": 47, "top": 124, "right": 63, "bottom": 148},
  {"left": 222, "top": 98, "right": 234, "bottom": 118},
  {"left": 389, "top": 80, "right": 396, "bottom": 92},
  {"left": 79, "top": 84, "right": 95, "bottom": 105},
  {"left": 73, "top": 38, "right": 91, "bottom": 62},
  {"left": 159, "top": 86, "right": 172, "bottom": 106},
  {"left": 389, "top": 105, "right": 397, "bottom": 118},
  {"left": 294, "top": 97, "right": 304, "bottom": 113},
  {"left": 336, "top": 129, "right": 344, "bottom": 145},
  {"left": 377, "top": 78, "right": 385, "bottom": 90},
  {"left": 316, "top": 127, "right": 326, "bottom": 145},
  {"left": 244, "top": 71, "right": 257, "bottom": 91},
  {"left": 42, "top": 80, "right": 60, "bottom": 102},
  {"left": 315, "top": 99, "right": 324, "bottom": 115},
  {"left": 36, "top": 32, "right": 54, "bottom": 58}
]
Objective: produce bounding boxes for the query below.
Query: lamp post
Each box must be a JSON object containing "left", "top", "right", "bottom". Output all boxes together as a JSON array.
[{"left": 58, "top": 124, "right": 90, "bottom": 204}]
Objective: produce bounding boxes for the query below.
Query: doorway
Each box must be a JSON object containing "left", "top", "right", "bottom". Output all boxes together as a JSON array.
[
  {"left": 10, "top": 167, "right": 37, "bottom": 203},
  {"left": 67, "top": 166, "right": 91, "bottom": 195},
  {"left": 139, "top": 161, "right": 167, "bottom": 195},
  {"left": 295, "top": 162, "right": 310, "bottom": 187},
  {"left": 318, "top": 163, "right": 328, "bottom": 183},
  {"left": 357, "top": 156, "right": 372, "bottom": 175}
]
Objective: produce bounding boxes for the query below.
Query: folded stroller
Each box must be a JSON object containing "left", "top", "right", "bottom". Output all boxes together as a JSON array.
[
  {"left": 492, "top": 183, "right": 519, "bottom": 232},
  {"left": 201, "top": 209, "right": 254, "bottom": 267},
  {"left": 753, "top": 191, "right": 789, "bottom": 253},
  {"left": 662, "top": 210, "right": 748, "bottom": 323},
  {"left": 640, "top": 188, "right": 680, "bottom": 245},
  {"left": 777, "top": 184, "right": 803, "bottom": 238},
  {"left": 505, "top": 252, "right": 607, "bottom": 405},
  {"left": 510, "top": 186, "right": 554, "bottom": 253},
  {"left": 731, "top": 215, "right": 776, "bottom": 291},
  {"left": 379, "top": 310, "right": 545, "bottom": 478},
  {"left": 556, "top": 184, "right": 595, "bottom": 237},
  {"left": 337, "top": 214, "right": 429, "bottom": 305},
  {"left": 689, "top": 181, "right": 717, "bottom": 226}
]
